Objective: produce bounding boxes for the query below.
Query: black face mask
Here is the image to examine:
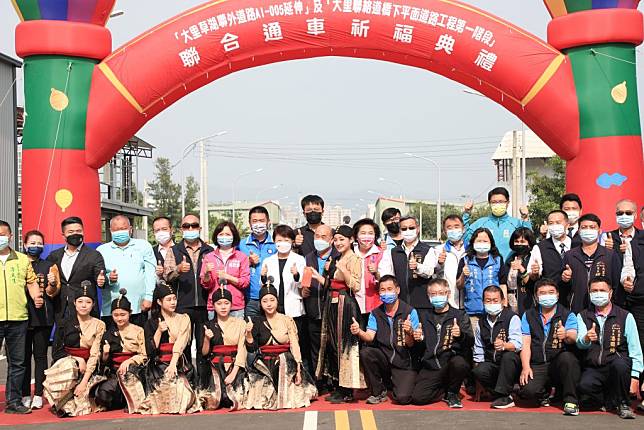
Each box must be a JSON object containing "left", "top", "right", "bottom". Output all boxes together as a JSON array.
[
  {"left": 66, "top": 234, "right": 84, "bottom": 247},
  {"left": 513, "top": 245, "right": 529, "bottom": 255},
  {"left": 385, "top": 222, "right": 400, "bottom": 235},
  {"left": 305, "top": 211, "right": 322, "bottom": 225}
]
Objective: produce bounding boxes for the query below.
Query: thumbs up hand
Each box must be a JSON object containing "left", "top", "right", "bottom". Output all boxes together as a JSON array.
[
  {"left": 249, "top": 251, "right": 260, "bottom": 267},
  {"left": 178, "top": 255, "right": 191, "bottom": 273},
  {"left": 97, "top": 270, "right": 106, "bottom": 287},
  {"left": 261, "top": 264, "right": 268, "bottom": 277},
  {"left": 158, "top": 318, "right": 168, "bottom": 333},
  {"left": 438, "top": 248, "right": 447, "bottom": 265},
  {"left": 463, "top": 262, "right": 471, "bottom": 277},
  {"left": 34, "top": 295, "right": 44, "bottom": 309},
  {"left": 350, "top": 317, "right": 360, "bottom": 335},
  {"left": 624, "top": 276, "right": 635, "bottom": 293},
  {"left": 290, "top": 263, "right": 299, "bottom": 276},
  {"left": 155, "top": 260, "right": 164, "bottom": 277},
  {"left": 494, "top": 334, "right": 505, "bottom": 351},
  {"left": 530, "top": 259, "right": 540, "bottom": 276},
  {"left": 619, "top": 238, "right": 628, "bottom": 254},
  {"left": 402, "top": 314, "right": 413, "bottom": 334},
  {"left": 561, "top": 264, "right": 572, "bottom": 283},
  {"left": 555, "top": 320, "right": 566, "bottom": 341},
  {"left": 47, "top": 267, "right": 57, "bottom": 286},
  {"left": 451, "top": 317, "right": 461, "bottom": 338},
  {"left": 204, "top": 325, "right": 214, "bottom": 340},
  {"left": 511, "top": 256, "right": 524, "bottom": 272},
  {"left": 585, "top": 322, "right": 598, "bottom": 343},
  {"left": 245, "top": 317, "right": 254, "bottom": 335},
  {"left": 463, "top": 200, "right": 474, "bottom": 213},
  {"left": 519, "top": 205, "right": 529, "bottom": 220},
  {"left": 295, "top": 229, "right": 304, "bottom": 247},
  {"left": 109, "top": 268, "right": 118, "bottom": 283},
  {"left": 604, "top": 233, "right": 614, "bottom": 250},
  {"left": 103, "top": 340, "right": 110, "bottom": 354},
  {"left": 413, "top": 322, "right": 424, "bottom": 341}
]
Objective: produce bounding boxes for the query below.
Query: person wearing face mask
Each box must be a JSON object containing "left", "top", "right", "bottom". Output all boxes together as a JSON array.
[
  {"left": 561, "top": 214, "right": 622, "bottom": 313},
  {"left": 471, "top": 286, "right": 522, "bottom": 409},
  {"left": 463, "top": 187, "right": 532, "bottom": 262},
  {"left": 293, "top": 195, "right": 326, "bottom": 257},
  {"left": 456, "top": 228, "right": 508, "bottom": 328},
  {"left": 303, "top": 224, "right": 339, "bottom": 386},
  {"left": 162, "top": 214, "right": 213, "bottom": 389},
  {"left": 518, "top": 279, "right": 580, "bottom": 415},
  {"left": 434, "top": 215, "right": 468, "bottom": 309},
  {"left": 381, "top": 208, "right": 403, "bottom": 250},
  {"left": 378, "top": 216, "right": 436, "bottom": 313},
  {"left": 505, "top": 228, "right": 538, "bottom": 314},
  {"left": 47, "top": 217, "right": 106, "bottom": 323},
  {"left": 239, "top": 206, "right": 277, "bottom": 319},
  {"left": 560, "top": 194, "right": 583, "bottom": 248},
  {"left": 98, "top": 215, "right": 157, "bottom": 329},
  {"left": 0, "top": 221, "right": 43, "bottom": 415},
  {"left": 601, "top": 199, "right": 641, "bottom": 261},
  {"left": 20, "top": 230, "right": 60, "bottom": 411},
  {"left": 528, "top": 210, "right": 572, "bottom": 299},
  {"left": 151, "top": 216, "right": 175, "bottom": 278},
  {"left": 411, "top": 278, "right": 473, "bottom": 407},
  {"left": 354, "top": 276, "right": 419, "bottom": 405},
  {"left": 576, "top": 276, "right": 643, "bottom": 420},
  {"left": 352, "top": 219, "right": 385, "bottom": 325},
  {"left": 200, "top": 222, "right": 250, "bottom": 321}
]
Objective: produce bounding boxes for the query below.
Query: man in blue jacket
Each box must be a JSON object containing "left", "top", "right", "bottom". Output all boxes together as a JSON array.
[{"left": 463, "top": 187, "right": 531, "bottom": 261}]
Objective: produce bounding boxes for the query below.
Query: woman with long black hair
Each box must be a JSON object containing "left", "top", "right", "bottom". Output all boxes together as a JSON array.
[{"left": 505, "top": 227, "right": 537, "bottom": 314}]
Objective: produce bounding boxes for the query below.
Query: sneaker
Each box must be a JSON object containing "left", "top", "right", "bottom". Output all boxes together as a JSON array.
[
  {"left": 617, "top": 403, "right": 635, "bottom": 420},
  {"left": 329, "top": 393, "right": 354, "bottom": 404},
  {"left": 445, "top": 392, "right": 463, "bottom": 409},
  {"left": 31, "top": 396, "right": 43, "bottom": 410},
  {"left": 5, "top": 404, "right": 32, "bottom": 414},
  {"left": 491, "top": 395, "right": 515, "bottom": 409},
  {"left": 21, "top": 397, "right": 31, "bottom": 408},
  {"left": 563, "top": 402, "right": 579, "bottom": 416},
  {"left": 325, "top": 391, "right": 343, "bottom": 403},
  {"left": 366, "top": 390, "right": 387, "bottom": 405},
  {"left": 540, "top": 395, "right": 550, "bottom": 407}
]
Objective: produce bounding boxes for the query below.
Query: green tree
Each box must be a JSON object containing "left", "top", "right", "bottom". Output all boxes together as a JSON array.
[
  {"left": 527, "top": 156, "right": 566, "bottom": 226},
  {"left": 409, "top": 203, "right": 460, "bottom": 241},
  {"left": 148, "top": 157, "right": 181, "bottom": 226},
  {"left": 183, "top": 175, "right": 200, "bottom": 215}
]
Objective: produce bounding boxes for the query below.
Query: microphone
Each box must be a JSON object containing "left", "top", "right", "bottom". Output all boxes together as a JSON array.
[{"left": 267, "top": 275, "right": 275, "bottom": 284}]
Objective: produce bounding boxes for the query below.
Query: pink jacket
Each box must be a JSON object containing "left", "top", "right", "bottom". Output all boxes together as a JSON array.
[{"left": 200, "top": 248, "right": 250, "bottom": 311}]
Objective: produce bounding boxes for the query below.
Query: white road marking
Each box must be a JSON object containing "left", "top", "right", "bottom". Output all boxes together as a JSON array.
[{"left": 303, "top": 410, "right": 318, "bottom": 430}]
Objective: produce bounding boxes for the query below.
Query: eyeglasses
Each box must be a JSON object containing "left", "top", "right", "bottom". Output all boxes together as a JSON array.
[
  {"left": 616, "top": 211, "right": 634, "bottom": 216},
  {"left": 181, "top": 223, "right": 200, "bottom": 229},
  {"left": 400, "top": 227, "right": 416, "bottom": 231},
  {"left": 385, "top": 218, "right": 401, "bottom": 224},
  {"left": 490, "top": 200, "right": 508, "bottom": 205}
]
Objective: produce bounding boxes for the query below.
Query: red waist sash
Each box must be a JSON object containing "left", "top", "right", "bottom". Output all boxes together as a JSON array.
[
  {"left": 65, "top": 347, "right": 90, "bottom": 361},
  {"left": 159, "top": 343, "right": 174, "bottom": 363},
  {"left": 330, "top": 279, "right": 348, "bottom": 298},
  {"left": 112, "top": 351, "right": 135, "bottom": 368},
  {"left": 210, "top": 345, "right": 238, "bottom": 364},
  {"left": 260, "top": 344, "right": 290, "bottom": 360}
]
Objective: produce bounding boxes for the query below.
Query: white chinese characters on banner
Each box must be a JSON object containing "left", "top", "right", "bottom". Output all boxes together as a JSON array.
[
  {"left": 263, "top": 22, "right": 284, "bottom": 41},
  {"left": 307, "top": 18, "right": 325, "bottom": 36},
  {"left": 435, "top": 34, "right": 455, "bottom": 55},
  {"left": 179, "top": 46, "right": 200, "bottom": 67},
  {"left": 351, "top": 19, "right": 370, "bottom": 38},
  {"left": 474, "top": 49, "right": 497, "bottom": 71},
  {"left": 221, "top": 33, "right": 240, "bottom": 52},
  {"left": 393, "top": 24, "right": 413, "bottom": 44}
]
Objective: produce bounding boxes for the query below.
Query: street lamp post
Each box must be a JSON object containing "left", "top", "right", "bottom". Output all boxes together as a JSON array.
[
  {"left": 232, "top": 168, "right": 264, "bottom": 224},
  {"left": 405, "top": 153, "right": 442, "bottom": 241},
  {"left": 255, "top": 184, "right": 282, "bottom": 202},
  {"left": 378, "top": 177, "right": 404, "bottom": 200}
]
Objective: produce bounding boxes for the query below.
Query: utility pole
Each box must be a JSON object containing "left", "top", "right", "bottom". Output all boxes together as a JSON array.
[
  {"left": 511, "top": 130, "right": 520, "bottom": 218},
  {"left": 199, "top": 140, "right": 209, "bottom": 241}
]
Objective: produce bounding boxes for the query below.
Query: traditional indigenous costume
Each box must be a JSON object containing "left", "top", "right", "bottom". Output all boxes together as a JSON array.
[
  {"left": 200, "top": 287, "right": 248, "bottom": 410},
  {"left": 244, "top": 283, "right": 317, "bottom": 409},
  {"left": 94, "top": 290, "right": 147, "bottom": 413},
  {"left": 316, "top": 226, "right": 366, "bottom": 397},
  {"left": 137, "top": 282, "right": 200, "bottom": 414},
  {"left": 43, "top": 282, "right": 106, "bottom": 417}
]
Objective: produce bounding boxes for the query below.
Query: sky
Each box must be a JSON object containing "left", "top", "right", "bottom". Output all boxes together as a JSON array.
[{"left": 2, "top": 1, "right": 643, "bottom": 216}]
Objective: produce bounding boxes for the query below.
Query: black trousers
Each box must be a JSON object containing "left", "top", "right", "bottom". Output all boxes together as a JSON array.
[
  {"left": 94, "top": 374, "right": 126, "bottom": 410},
  {"left": 21, "top": 326, "right": 51, "bottom": 397},
  {"left": 308, "top": 318, "right": 322, "bottom": 380},
  {"left": 411, "top": 355, "right": 470, "bottom": 405},
  {"left": 294, "top": 316, "right": 312, "bottom": 375},
  {"left": 627, "top": 300, "right": 644, "bottom": 395},
  {"left": 360, "top": 347, "right": 416, "bottom": 404},
  {"left": 519, "top": 351, "right": 580, "bottom": 404},
  {"left": 578, "top": 356, "right": 632, "bottom": 408},
  {"left": 472, "top": 352, "right": 521, "bottom": 396},
  {"left": 101, "top": 312, "right": 148, "bottom": 330},
  {"left": 179, "top": 306, "right": 209, "bottom": 388}
]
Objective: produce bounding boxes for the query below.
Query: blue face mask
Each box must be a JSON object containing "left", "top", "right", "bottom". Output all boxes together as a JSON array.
[
  {"left": 446, "top": 229, "right": 463, "bottom": 242},
  {"left": 217, "top": 236, "right": 234, "bottom": 247},
  {"left": 111, "top": 230, "right": 130, "bottom": 245},
  {"left": 314, "top": 239, "right": 330, "bottom": 252},
  {"left": 579, "top": 229, "right": 598, "bottom": 244},
  {"left": 430, "top": 295, "right": 448, "bottom": 309},
  {"left": 538, "top": 294, "right": 558, "bottom": 309},
  {"left": 380, "top": 292, "right": 397, "bottom": 305},
  {"left": 183, "top": 230, "right": 200, "bottom": 241},
  {"left": 485, "top": 303, "right": 503, "bottom": 316},
  {"left": 590, "top": 291, "right": 610, "bottom": 307},
  {"left": 0, "top": 235, "right": 10, "bottom": 251},
  {"left": 616, "top": 214, "right": 634, "bottom": 229},
  {"left": 26, "top": 246, "right": 44, "bottom": 258}
]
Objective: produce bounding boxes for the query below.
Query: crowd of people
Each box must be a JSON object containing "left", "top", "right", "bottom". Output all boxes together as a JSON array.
[{"left": 1, "top": 189, "right": 643, "bottom": 420}]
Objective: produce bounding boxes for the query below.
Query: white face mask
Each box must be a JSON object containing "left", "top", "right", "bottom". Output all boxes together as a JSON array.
[
  {"left": 565, "top": 210, "right": 580, "bottom": 224},
  {"left": 276, "top": 241, "right": 292, "bottom": 254},
  {"left": 251, "top": 223, "right": 267, "bottom": 235},
  {"left": 548, "top": 224, "right": 566, "bottom": 239},
  {"left": 155, "top": 231, "right": 172, "bottom": 245},
  {"left": 401, "top": 228, "right": 417, "bottom": 242}
]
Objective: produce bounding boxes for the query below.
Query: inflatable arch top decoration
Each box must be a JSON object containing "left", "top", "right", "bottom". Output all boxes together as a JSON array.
[{"left": 12, "top": 0, "right": 644, "bottom": 249}]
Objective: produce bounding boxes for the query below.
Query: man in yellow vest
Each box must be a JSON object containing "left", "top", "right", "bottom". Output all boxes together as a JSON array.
[{"left": 0, "top": 220, "right": 41, "bottom": 414}]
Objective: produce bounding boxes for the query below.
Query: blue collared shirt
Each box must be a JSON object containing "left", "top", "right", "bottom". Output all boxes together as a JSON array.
[
  {"left": 97, "top": 238, "right": 157, "bottom": 315},
  {"left": 474, "top": 314, "right": 523, "bottom": 363},
  {"left": 239, "top": 233, "right": 277, "bottom": 300},
  {"left": 520, "top": 305, "right": 578, "bottom": 337}
]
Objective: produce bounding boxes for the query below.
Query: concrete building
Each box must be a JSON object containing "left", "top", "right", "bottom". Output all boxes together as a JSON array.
[
  {"left": 208, "top": 200, "right": 282, "bottom": 233},
  {"left": 0, "top": 53, "right": 20, "bottom": 247},
  {"left": 322, "top": 205, "right": 352, "bottom": 228}
]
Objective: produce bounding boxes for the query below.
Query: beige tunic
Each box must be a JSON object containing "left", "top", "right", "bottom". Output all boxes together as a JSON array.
[
  {"left": 117, "top": 323, "right": 147, "bottom": 365},
  {"left": 334, "top": 251, "right": 362, "bottom": 293},
  {"left": 79, "top": 318, "right": 106, "bottom": 375},
  {"left": 263, "top": 314, "right": 302, "bottom": 363},
  {"left": 164, "top": 312, "right": 191, "bottom": 355},
  {"left": 217, "top": 317, "right": 247, "bottom": 369}
]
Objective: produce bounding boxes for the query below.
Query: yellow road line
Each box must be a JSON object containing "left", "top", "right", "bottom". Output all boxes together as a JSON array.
[
  {"left": 360, "top": 410, "right": 377, "bottom": 430},
  {"left": 335, "top": 410, "right": 350, "bottom": 430}
]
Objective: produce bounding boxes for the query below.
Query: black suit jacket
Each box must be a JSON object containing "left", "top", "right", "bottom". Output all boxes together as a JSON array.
[{"left": 47, "top": 245, "right": 105, "bottom": 321}]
